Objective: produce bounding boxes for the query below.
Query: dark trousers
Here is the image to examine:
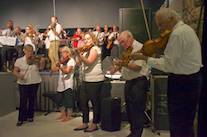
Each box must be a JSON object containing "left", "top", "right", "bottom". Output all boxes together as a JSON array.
[
  {"left": 125, "top": 77, "right": 148, "bottom": 137},
  {"left": 79, "top": 81, "right": 103, "bottom": 123},
  {"left": 167, "top": 71, "right": 202, "bottom": 137},
  {"left": 18, "top": 83, "right": 39, "bottom": 121},
  {"left": 1, "top": 46, "right": 17, "bottom": 70},
  {"left": 55, "top": 88, "right": 75, "bottom": 110},
  {"left": 110, "top": 44, "right": 119, "bottom": 59},
  {"left": 102, "top": 41, "right": 111, "bottom": 60},
  {"left": 15, "top": 45, "right": 24, "bottom": 58}
]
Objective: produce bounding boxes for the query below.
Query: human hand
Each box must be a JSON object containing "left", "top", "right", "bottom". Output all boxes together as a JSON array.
[
  {"left": 56, "top": 61, "right": 60, "bottom": 67},
  {"left": 40, "top": 57, "right": 46, "bottom": 63},
  {"left": 19, "top": 74, "right": 24, "bottom": 79},
  {"left": 49, "top": 70, "right": 53, "bottom": 75},
  {"left": 114, "top": 59, "right": 122, "bottom": 66}
]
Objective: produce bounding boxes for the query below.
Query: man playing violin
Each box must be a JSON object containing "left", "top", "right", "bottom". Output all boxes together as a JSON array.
[
  {"left": 131, "top": 8, "right": 203, "bottom": 137},
  {"left": 110, "top": 30, "right": 149, "bottom": 137},
  {"left": 42, "top": 16, "right": 62, "bottom": 70}
]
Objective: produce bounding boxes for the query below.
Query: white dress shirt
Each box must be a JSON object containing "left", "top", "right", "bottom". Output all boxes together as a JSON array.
[
  {"left": 44, "top": 37, "right": 50, "bottom": 49},
  {"left": 47, "top": 23, "right": 61, "bottom": 41},
  {"left": 121, "top": 40, "right": 149, "bottom": 80},
  {"left": 108, "top": 32, "right": 119, "bottom": 45},
  {"left": 1, "top": 28, "right": 15, "bottom": 37},
  {"left": 147, "top": 21, "right": 203, "bottom": 75},
  {"left": 93, "top": 31, "right": 105, "bottom": 46}
]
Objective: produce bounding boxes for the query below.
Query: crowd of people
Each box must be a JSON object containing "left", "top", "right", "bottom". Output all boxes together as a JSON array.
[
  {"left": 0, "top": 17, "right": 120, "bottom": 72},
  {"left": 0, "top": 7, "right": 203, "bottom": 137}
]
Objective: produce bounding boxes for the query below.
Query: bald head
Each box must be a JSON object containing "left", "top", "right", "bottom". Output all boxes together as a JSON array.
[
  {"left": 96, "top": 26, "right": 101, "bottom": 33},
  {"left": 77, "top": 28, "right": 82, "bottom": 35},
  {"left": 113, "top": 25, "right": 118, "bottom": 32}
]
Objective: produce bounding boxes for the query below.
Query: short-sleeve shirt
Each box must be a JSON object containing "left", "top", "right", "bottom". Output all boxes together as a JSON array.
[
  {"left": 14, "top": 55, "right": 42, "bottom": 85},
  {"left": 57, "top": 58, "right": 76, "bottom": 92}
]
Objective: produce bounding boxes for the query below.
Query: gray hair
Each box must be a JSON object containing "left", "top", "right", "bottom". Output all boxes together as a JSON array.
[
  {"left": 24, "top": 44, "right": 33, "bottom": 50},
  {"left": 156, "top": 8, "right": 182, "bottom": 22},
  {"left": 119, "top": 30, "right": 134, "bottom": 40}
]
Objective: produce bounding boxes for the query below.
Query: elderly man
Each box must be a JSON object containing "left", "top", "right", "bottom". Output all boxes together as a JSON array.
[
  {"left": 14, "top": 27, "right": 24, "bottom": 58},
  {"left": 93, "top": 25, "right": 105, "bottom": 47},
  {"left": 108, "top": 25, "right": 119, "bottom": 59},
  {"left": 131, "top": 8, "right": 202, "bottom": 137},
  {"left": 110, "top": 30, "right": 149, "bottom": 137}
]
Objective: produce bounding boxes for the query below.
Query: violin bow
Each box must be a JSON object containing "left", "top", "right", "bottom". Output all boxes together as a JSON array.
[
  {"left": 140, "top": 0, "right": 151, "bottom": 40},
  {"left": 92, "top": 20, "right": 100, "bottom": 31},
  {"left": 66, "top": 30, "right": 70, "bottom": 37}
]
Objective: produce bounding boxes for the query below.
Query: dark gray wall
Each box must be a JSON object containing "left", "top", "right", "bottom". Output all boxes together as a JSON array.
[{"left": 0, "top": 0, "right": 164, "bottom": 29}]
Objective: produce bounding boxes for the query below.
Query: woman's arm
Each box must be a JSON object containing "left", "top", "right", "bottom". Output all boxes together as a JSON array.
[
  {"left": 13, "top": 66, "right": 24, "bottom": 79},
  {"left": 76, "top": 48, "right": 98, "bottom": 66},
  {"left": 75, "top": 55, "right": 82, "bottom": 66},
  {"left": 38, "top": 58, "right": 46, "bottom": 70},
  {"left": 60, "top": 66, "right": 73, "bottom": 74}
]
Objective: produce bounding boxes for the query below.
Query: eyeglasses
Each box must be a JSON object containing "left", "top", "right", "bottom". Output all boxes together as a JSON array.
[{"left": 119, "top": 38, "right": 129, "bottom": 46}]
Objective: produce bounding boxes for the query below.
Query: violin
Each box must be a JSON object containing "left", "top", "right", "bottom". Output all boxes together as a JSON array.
[
  {"left": 27, "top": 54, "right": 51, "bottom": 69},
  {"left": 120, "top": 46, "right": 133, "bottom": 66},
  {"left": 121, "top": 30, "right": 172, "bottom": 66},
  {"left": 27, "top": 55, "right": 43, "bottom": 65},
  {"left": 43, "top": 23, "right": 57, "bottom": 36},
  {"left": 59, "top": 56, "right": 69, "bottom": 65},
  {"left": 50, "top": 56, "right": 70, "bottom": 76},
  {"left": 72, "top": 44, "right": 94, "bottom": 55}
]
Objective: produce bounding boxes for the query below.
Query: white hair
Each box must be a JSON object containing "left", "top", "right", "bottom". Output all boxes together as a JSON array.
[
  {"left": 119, "top": 30, "right": 134, "bottom": 40},
  {"left": 156, "top": 8, "right": 182, "bottom": 22}
]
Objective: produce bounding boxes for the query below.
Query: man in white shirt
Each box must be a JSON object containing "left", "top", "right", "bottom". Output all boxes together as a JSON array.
[
  {"left": 93, "top": 26, "right": 105, "bottom": 48},
  {"left": 42, "top": 17, "right": 62, "bottom": 69},
  {"left": 131, "top": 8, "right": 202, "bottom": 137},
  {"left": 0, "top": 20, "right": 16, "bottom": 71},
  {"left": 14, "top": 27, "right": 24, "bottom": 58},
  {"left": 108, "top": 25, "right": 119, "bottom": 59},
  {"left": 110, "top": 30, "right": 149, "bottom": 137},
  {"left": 0, "top": 20, "right": 15, "bottom": 37}
]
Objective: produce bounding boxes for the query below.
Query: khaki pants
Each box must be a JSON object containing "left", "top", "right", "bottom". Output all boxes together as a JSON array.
[{"left": 49, "top": 40, "right": 60, "bottom": 69}]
